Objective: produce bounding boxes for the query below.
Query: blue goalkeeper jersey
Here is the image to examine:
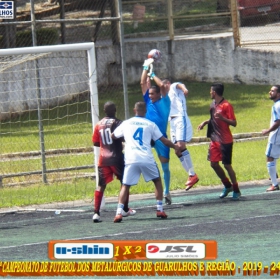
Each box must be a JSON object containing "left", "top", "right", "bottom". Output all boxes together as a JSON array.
[{"left": 143, "top": 89, "right": 170, "bottom": 137}]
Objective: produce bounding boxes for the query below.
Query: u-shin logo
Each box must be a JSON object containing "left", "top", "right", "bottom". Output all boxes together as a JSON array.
[{"left": 53, "top": 242, "right": 113, "bottom": 259}]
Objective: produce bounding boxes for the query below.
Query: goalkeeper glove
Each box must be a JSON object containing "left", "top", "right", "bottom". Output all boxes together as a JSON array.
[
  {"left": 147, "top": 67, "right": 155, "bottom": 80},
  {"left": 143, "top": 58, "right": 154, "bottom": 70}
]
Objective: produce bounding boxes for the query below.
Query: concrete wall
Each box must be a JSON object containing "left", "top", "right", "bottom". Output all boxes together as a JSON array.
[
  {"left": 1, "top": 34, "right": 280, "bottom": 120},
  {"left": 97, "top": 34, "right": 280, "bottom": 86}
]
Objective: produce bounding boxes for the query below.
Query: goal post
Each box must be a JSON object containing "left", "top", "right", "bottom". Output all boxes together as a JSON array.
[{"left": 0, "top": 42, "right": 100, "bottom": 207}]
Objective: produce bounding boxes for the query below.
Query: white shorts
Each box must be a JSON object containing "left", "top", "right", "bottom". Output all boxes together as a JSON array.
[
  {"left": 122, "top": 162, "right": 160, "bottom": 186},
  {"left": 170, "top": 116, "right": 193, "bottom": 143},
  {"left": 265, "top": 142, "right": 280, "bottom": 159}
]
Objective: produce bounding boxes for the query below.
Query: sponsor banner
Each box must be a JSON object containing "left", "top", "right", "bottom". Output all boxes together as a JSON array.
[
  {"left": 146, "top": 242, "right": 205, "bottom": 259},
  {"left": 0, "top": 1, "right": 14, "bottom": 19},
  {"left": 49, "top": 240, "right": 217, "bottom": 260},
  {"left": 53, "top": 242, "right": 114, "bottom": 259}
]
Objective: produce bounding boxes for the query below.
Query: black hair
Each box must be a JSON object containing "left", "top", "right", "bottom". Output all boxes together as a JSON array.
[
  {"left": 273, "top": 85, "right": 280, "bottom": 93},
  {"left": 150, "top": 85, "right": 160, "bottom": 94},
  {"left": 104, "top": 101, "right": 116, "bottom": 117},
  {"left": 211, "top": 83, "right": 224, "bottom": 96},
  {"left": 162, "top": 78, "right": 171, "bottom": 84}
]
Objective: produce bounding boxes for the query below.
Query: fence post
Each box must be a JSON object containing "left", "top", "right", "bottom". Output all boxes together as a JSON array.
[
  {"left": 167, "top": 0, "right": 174, "bottom": 40},
  {"left": 110, "top": 0, "right": 120, "bottom": 45},
  {"left": 59, "top": 0, "right": 66, "bottom": 44},
  {"left": 30, "top": 0, "right": 37, "bottom": 46},
  {"left": 230, "top": 0, "right": 240, "bottom": 47}
]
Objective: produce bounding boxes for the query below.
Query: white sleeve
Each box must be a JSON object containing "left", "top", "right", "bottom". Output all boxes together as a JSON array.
[{"left": 113, "top": 123, "right": 124, "bottom": 138}]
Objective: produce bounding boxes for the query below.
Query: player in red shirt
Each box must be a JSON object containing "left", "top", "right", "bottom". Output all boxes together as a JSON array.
[
  {"left": 92, "top": 101, "right": 136, "bottom": 222},
  {"left": 198, "top": 83, "right": 241, "bottom": 199}
]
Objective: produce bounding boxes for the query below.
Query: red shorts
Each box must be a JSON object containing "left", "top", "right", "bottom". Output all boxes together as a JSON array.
[
  {"left": 207, "top": 141, "right": 233, "bottom": 165},
  {"left": 98, "top": 163, "right": 124, "bottom": 187}
]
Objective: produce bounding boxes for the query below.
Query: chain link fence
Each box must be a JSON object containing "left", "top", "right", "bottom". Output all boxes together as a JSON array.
[
  {"left": 122, "top": 0, "right": 232, "bottom": 39},
  {"left": 1, "top": 0, "right": 121, "bottom": 47},
  {"left": 216, "top": 0, "right": 280, "bottom": 49},
  {"left": 1, "top": 1, "right": 280, "bottom": 48}
]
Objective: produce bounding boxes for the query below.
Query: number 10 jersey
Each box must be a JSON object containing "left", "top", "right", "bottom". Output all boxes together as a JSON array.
[{"left": 92, "top": 117, "right": 124, "bottom": 166}]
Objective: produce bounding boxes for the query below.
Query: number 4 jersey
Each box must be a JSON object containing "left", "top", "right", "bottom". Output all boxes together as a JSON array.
[
  {"left": 92, "top": 117, "right": 124, "bottom": 166},
  {"left": 113, "top": 116, "right": 163, "bottom": 164}
]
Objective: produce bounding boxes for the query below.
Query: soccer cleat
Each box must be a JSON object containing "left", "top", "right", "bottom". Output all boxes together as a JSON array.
[
  {"left": 219, "top": 186, "right": 233, "bottom": 198},
  {"left": 185, "top": 174, "right": 199, "bottom": 191},
  {"left": 164, "top": 193, "right": 172, "bottom": 205},
  {"left": 122, "top": 208, "right": 137, "bottom": 217},
  {"left": 156, "top": 211, "right": 168, "bottom": 219},
  {"left": 232, "top": 191, "right": 241, "bottom": 200},
  {"left": 113, "top": 214, "right": 123, "bottom": 223},
  {"left": 92, "top": 213, "right": 101, "bottom": 223},
  {"left": 266, "top": 185, "right": 280, "bottom": 192}
]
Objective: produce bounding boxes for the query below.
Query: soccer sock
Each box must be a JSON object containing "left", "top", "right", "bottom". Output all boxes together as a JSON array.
[
  {"left": 267, "top": 160, "right": 278, "bottom": 186},
  {"left": 116, "top": 203, "right": 124, "bottom": 215},
  {"left": 94, "top": 190, "right": 103, "bottom": 215},
  {"left": 123, "top": 189, "right": 130, "bottom": 212},
  {"left": 156, "top": 200, "right": 163, "bottom": 212},
  {"left": 232, "top": 183, "right": 239, "bottom": 192},
  {"left": 221, "top": 177, "right": 232, "bottom": 188},
  {"left": 180, "top": 149, "right": 195, "bottom": 176},
  {"left": 161, "top": 162, "right": 170, "bottom": 195},
  {"left": 179, "top": 150, "right": 189, "bottom": 172}
]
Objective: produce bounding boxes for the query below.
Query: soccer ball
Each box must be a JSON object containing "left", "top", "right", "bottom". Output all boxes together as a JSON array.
[{"left": 147, "top": 49, "right": 162, "bottom": 62}]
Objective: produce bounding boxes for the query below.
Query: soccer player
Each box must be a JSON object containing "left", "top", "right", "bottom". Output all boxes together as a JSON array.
[
  {"left": 140, "top": 57, "right": 173, "bottom": 205},
  {"left": 262, "top": 85, "right": 280, "bottom": 192},
  {"left": 198, "top": 83, "right": 241, "bottom": 199},
  {"left": 111, "top": 102, "right": 180, "bottom": 223},
  {"left": 92, "top": 101, "right": 136, "bottom": 223},
  {"left": 168, "top": 81, "right": 199, "bottom": 191}
]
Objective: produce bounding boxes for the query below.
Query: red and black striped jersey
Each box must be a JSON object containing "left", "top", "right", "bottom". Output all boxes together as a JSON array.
[
  {"left": 208, "top": 99, "right": 236, "bottom": 144},
  {"left": 92, "top": 117, "right": 124, "bottom": 166}
]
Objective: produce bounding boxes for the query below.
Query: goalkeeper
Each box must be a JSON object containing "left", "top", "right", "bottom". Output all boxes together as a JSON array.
[{"left": 140, "top": 58, "right": 172, "bottom": 205}]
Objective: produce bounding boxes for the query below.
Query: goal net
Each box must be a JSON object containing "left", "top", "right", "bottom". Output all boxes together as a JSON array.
[{"left": 0, "top": 43, "right": 99, "bottom": 210}]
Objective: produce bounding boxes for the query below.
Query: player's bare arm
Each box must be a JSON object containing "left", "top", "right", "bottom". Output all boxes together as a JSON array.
[
  {"left": 262, "top": 119, "right": 280, "bottom": 135},
  {"left": 198, "top": 120, "right": 210, "bottom": 130},
  {"left": 214, "top": 112, "right": 237, "bottom": 127},
  {"left": 160, "top": 136, "right": 181, "bottom": 156},
  {"left": 153, "top": 75, "right": 168, "bottom": 97},
  {"left": 177, "top": 83, "right": 189, "bottom": 96},
  {"left": 111, "top": 133, "right": 118, "bottom": 140}
]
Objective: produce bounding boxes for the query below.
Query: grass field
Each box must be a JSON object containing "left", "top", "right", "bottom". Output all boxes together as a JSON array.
[{"left": 0, "top": 81, "right": 273, "bottom": 207}]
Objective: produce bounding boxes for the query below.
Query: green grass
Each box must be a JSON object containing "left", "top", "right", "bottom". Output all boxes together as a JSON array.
[
  {"left": 0, "top": 139, "right": 269, "bottom": 208},
  {"left": 0, "top": 81, "right": 273, "bottom": 208}
]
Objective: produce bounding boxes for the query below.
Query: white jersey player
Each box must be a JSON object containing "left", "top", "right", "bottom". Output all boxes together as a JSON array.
[
  {"left": 168, "top": 82, "right": 199, "bottom": 191},
  {"left": 111, "top": 101, "right": 180, "bottom": 223},
  {"left": 262, "top": 85, "right": 280, "bottom": 192}
]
